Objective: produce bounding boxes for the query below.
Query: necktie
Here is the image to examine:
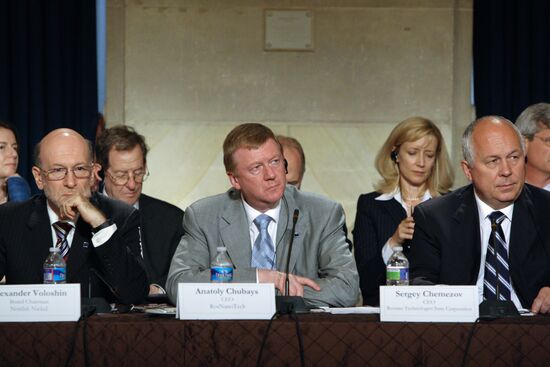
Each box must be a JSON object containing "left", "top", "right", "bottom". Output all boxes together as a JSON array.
[
  {"left": 483, "top": 211, "right": 511, "bottom": 301},
  {"left": 53, "top": 221, "right": 73, "bottom": 260},
  {"left": 251, "top": 214, "right": 275, "bottom": 269}
]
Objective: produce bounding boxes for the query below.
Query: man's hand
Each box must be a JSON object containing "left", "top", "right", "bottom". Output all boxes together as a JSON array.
[
  {"left": 149, "top": 284, "right": 166, "bottom": 296},
  {"left": 531, "top": 287, "right": 550, "bottom": 314},
  {"left": 258, "top": 269, "right": 321, "bottom": 296},
  {"left": 59, "top": 192, "right": 106, "bottom": 227}
]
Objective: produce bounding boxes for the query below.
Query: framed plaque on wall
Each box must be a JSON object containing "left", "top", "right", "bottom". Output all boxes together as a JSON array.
[{"left": 264, "top": 9, "right": 314, "bottom": 51}]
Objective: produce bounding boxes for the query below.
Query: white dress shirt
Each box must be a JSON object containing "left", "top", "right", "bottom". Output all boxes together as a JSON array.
[
  {"left": 242, "top": 198, "right": 281, "bottom": 282},
  {"left": 46, "top": 204, "right": 117, "bottom": 249}
]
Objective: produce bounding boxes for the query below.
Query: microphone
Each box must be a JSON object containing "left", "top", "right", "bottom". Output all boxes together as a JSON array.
[
  {"left": 276, "top": 209, "right": 309, "bottom": 314},
  {"left": 479, "top": 222, "right": 519, "bottom": 319},
  {"left": 284, "top": 209, "right": 299, "bottom": 296},
  {"left": 81, "top": 268, "right": 116, "bottom": 314}
]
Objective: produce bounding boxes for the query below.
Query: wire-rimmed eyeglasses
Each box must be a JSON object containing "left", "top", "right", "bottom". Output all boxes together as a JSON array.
[
  {"left": 37, "top": 165, "right": 94, "bottom": 181},
  {"left": 105, "top": 169, "right": 149, "bottom": 186}
]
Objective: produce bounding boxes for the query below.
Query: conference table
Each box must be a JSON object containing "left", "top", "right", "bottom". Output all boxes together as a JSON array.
[{"left": 0, "top": 312, "right": 548, "bottom": 366}]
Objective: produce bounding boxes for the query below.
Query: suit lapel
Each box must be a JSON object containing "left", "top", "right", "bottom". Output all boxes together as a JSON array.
[
  {"left": 509, "top": 188, "right": 537, "bottom": 269},
  {"left": 381, "top": 198, "right": 407, "bottom": 223},
  {"left": 27, "top": 196, "right": 56, "bottom": 268},
  {"left": 220, "top": 197, "right": 253, "bottom": 269},
  {"left": 275, "top": 190, "right": 301, "bottom": 274},
  {"left": 451, "top": 187, "right": 482, "bottom": 281},
  {"left": 66, "top": 219, "right": 93, "bottom": 280},
  {"left": 138, "top": 195, "right": 151, "bottom": 254}
]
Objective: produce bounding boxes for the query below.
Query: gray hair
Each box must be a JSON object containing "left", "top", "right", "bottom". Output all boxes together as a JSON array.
[
  {"left": 462, "top": 116, "right": 525, "bottom": 166},
  {"left": 515, "top": 102, "right": 550, "bottom": 140}
]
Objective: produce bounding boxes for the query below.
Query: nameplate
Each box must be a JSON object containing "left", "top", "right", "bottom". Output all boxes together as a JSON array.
[
  {"left": 177, "top": 283, "right": 276, "bottom": 320},
  {"left": 380, "top": 285, "right": 479, "bottom": 322},
  {"left": 0, "top": 284, "right": 81, "bottom": 322}
]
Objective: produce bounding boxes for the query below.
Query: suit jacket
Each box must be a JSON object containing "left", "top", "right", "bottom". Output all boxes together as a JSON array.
[
  {"left": 353, "top": 192, "right": 407, "bottom": 306},
  {"left": 409, "top": 184, "right": 550, "bottom": 309},
  {"left": 166, "top": 185, "right": 359, "bottom": 307},
  {"left": 0, "top": 193, "right": 149, "bottom": 304},
  {"left": 139, "top": 194, "right": 184, "bottom": 288}
]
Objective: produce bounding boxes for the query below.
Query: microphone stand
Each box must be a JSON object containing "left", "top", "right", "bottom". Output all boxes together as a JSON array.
[
  {"left": 479, "top": 221, "right": 519, "bottom": 319},
  {"left": 81, "top": 268, "right": 113, "bottom": 314},
  {"left": 276, "top": 209, "right": 309, "bottom": 315}
]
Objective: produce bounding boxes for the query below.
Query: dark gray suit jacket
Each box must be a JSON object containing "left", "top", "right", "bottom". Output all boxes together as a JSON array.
[
  {"left": 167, "top": 185, "right": 359, "bottom": 307},
  {"left": 409, "top": 184, "right": 550, "bottom": 308}
]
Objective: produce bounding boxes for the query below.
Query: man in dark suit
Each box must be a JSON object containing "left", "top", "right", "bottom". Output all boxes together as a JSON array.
[
  {"left": 95, "top": 125, "right": 184, "bottom": 296},
  {"left": 409, "top": 116, "right": 550, "bottom": 314},
  {"left": 0, "top": 128, "right": 148, "bottom": 304}
]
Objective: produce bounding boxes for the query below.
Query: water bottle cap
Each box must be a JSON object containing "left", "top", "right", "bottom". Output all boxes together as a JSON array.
[
  {"left": 49, "top": 247, "right": 61, "bottom": 252},
  {"left": 393, "top": 246, "right": 403, "bottom": 252},
  {"left": 216, "top": 246, "right": 227, "bottom": 252}
]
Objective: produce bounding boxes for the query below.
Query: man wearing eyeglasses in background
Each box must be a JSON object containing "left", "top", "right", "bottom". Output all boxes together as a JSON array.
[
  {"left": 0, "top": 128, "right": 148, "bottom": 304},
  {"left": 95, "top": 125, "right": 184, "bottom": 297},
  {"left": 516, "top": 103, "right": 550, "bottom": 191}
]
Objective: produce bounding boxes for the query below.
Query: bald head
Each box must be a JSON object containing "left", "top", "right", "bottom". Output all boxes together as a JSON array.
[
  {"left": 34, "top": 129, "right": 93, "bottom": 168},
  {"left": 461, "top": 116, "right": 526, "bottom": 209},
  {"left": 31, "top": 128, "right": 98, "bottom": 216},
  {"left": 462, "top": 116, "right": 525, "bottom": 166}
]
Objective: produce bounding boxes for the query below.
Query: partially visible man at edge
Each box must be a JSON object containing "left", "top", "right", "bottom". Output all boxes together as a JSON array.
[
  {"left": 167, "top": 123, "right": 359, "bottom": 307},
  {"left": 516, "top": 102, "right": 550, "bottom": 191},
  {"left": 277, "top": 134, "right": 353, "bottom": 251},
  {"left": 409, "top": 116, "right": 550, "bottom": 314},
  {"left": 95, "top": 125, "right": 184, "bottom": 296},
  {"left": 276, "top": 135, "right": 306, "bottom": 188},
  {"left": 0, "top": 128, "right": 148, "bottom": 304}
]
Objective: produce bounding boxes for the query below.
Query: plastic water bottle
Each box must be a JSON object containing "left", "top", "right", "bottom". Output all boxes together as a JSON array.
[
  {"left": 386, "top": 246, "right": 409, "bottom": 285},
  {"left": 211, "top": 246, "right": 233, "bottom": 283},
  {"left": 43, "top": 247, "right": 67, "bottom": 284}
]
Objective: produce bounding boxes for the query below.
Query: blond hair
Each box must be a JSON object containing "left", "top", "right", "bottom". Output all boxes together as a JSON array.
[{"left": 374, "top": 117, "right": 454, "bottom": 196}]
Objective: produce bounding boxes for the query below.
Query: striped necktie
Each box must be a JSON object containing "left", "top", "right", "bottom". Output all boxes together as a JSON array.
[
  {"left": 251, "top": 214, "right": 275, "bottom": 269},
  {"left": 53, "top": 221, "right": 73, "bottom": 260},
  {"left": 483, "top": 211, "right": 511, "bottom": 301}
]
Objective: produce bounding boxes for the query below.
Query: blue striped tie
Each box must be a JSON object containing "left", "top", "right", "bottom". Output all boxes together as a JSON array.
[
  {"left": 53, "top": 221, "right": 73, "bottom": 260},
  {"left": 483, "top": 211, "right": 511, "bottom": 301},
  {"left": 251, "top": 214, "right": 275, "bottom": 269}
]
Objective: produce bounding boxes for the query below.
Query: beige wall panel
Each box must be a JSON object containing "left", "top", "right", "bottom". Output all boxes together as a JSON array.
[
  {"left": 107, "top": 0, "right": 473, "bottom": 234},
  {"left": 123, "top": 3, "right": 455, "bottom": 123},
  {"left": 105, "top": 0, "right": 125, "bottom": 124}
]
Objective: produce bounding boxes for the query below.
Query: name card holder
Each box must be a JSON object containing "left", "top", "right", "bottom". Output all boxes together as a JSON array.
[
  {"left": 0, "top": 284, "right": 81, "bottom": 322},
  {"left": 177, "top": 283, "right": 275, "bottom": 320},
  {"left": 380, "top": 285, "right": 479, "bottom": 322}
]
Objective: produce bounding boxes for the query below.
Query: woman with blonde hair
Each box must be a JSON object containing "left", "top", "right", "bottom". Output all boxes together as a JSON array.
[{"left": 353, "top": 117, "right": 454, "bottom": 305}]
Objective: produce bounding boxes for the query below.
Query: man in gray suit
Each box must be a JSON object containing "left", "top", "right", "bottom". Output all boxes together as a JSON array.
[{"left": 167, "top": 123, "right": 359, "bottom": 307}]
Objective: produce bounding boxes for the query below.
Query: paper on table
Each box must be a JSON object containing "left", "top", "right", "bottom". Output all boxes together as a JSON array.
[{"left": 314, "top": 306, "right": 380, "bottom": 314}]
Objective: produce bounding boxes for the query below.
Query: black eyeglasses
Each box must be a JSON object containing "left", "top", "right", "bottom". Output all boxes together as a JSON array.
[{"left": 38, "top": 165, "right": 94, "bottom": 181}]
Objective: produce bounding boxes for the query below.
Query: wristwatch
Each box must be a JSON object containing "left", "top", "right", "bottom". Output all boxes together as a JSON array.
[{"left": 91, "top": 219, "right": 114, "bottom": 234}]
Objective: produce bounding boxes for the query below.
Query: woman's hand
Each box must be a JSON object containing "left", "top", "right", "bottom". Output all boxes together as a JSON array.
[{"left": 390, "top": 217, "right": 415, "bottom": 246}]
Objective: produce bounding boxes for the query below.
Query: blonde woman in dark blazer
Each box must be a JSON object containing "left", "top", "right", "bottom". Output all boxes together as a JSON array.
[{"left": 353, "top": 117, "right": 454, "bottom": 305}]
